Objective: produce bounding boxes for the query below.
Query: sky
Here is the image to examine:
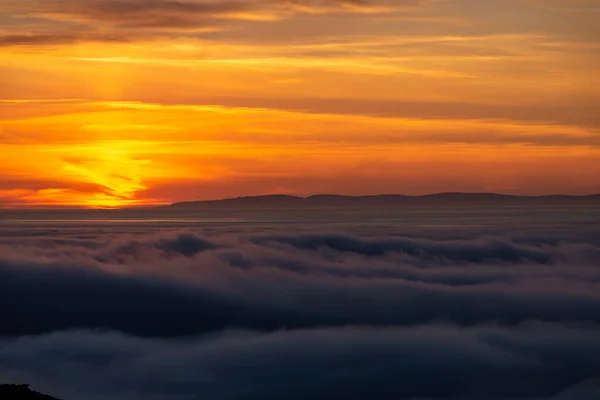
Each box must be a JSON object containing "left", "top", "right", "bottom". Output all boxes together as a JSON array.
[{"left": 1, "top": 0, "right": 599, "bottom": 207}]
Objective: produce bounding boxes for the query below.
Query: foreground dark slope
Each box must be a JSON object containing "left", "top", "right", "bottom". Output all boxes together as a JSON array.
[
  {"left": 167, "top": 193, "right": 600, "bottom": 209},
  {"left": 0, "top": 384, "right": 61, "bottom": 400}
]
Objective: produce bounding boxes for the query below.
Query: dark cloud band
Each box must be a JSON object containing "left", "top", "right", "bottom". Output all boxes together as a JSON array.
[{"left": 2, "top": 325, "right": 600, "bottom": 399}]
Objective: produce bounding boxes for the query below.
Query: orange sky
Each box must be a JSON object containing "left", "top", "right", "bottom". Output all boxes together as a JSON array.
[{"left": 1, "top": 0, "right": 599, "bottom": 207}]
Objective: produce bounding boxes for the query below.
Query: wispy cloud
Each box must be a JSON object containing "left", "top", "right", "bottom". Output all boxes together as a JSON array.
[{"left": 1, "top": 0, "right": 404, "bottom": 37}]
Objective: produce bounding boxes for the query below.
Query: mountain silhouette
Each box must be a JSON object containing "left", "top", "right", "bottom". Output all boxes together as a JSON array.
[{"left": 167, "top": 193, "right": 600, "bottom": 209}]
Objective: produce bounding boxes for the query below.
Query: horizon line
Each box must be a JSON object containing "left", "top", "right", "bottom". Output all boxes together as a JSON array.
[{"left": 2, "top": 191, "right": 599, "bottom": 210}]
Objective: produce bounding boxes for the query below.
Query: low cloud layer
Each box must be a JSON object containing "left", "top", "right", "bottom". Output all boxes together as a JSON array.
[
  {"left": 1, "top": 209, "right": 599, "bottom": 398},
  {"left": 1, "top": 213, "right": 600, "bottom": 337}
]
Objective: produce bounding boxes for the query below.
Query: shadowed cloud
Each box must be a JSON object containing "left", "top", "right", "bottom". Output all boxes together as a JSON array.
[
  {"left": 1, "top": 219, "right": 599, "bottom": 337},
  {"left": 2, "top": 326, "right": 600, "bottom": 399}
]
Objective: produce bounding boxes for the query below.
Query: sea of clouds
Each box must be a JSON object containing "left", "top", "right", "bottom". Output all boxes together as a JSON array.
[{"left": 1, "top": 208, "right": 599, "bottom": 399}]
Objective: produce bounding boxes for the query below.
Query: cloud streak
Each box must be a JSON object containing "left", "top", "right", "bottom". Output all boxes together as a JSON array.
[{"left": 2, "top": 0, "right": 400, "bottom": 36}]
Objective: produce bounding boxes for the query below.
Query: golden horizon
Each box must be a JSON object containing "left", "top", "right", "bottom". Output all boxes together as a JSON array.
[{"left": 1, "top": 0, "right": 599, "bottom": 207}]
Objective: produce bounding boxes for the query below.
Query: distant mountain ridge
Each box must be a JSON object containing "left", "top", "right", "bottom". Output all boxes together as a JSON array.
[{"left": 167, "top": 193, "right": 600, "bottom": 209}]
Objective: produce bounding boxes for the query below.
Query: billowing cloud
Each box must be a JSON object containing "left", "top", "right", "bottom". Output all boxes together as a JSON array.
[
  {"left": 1, "top": 213, "right": 600, "bottom": 398},
  {"left": 1, "top": 218, "right": 600, "bottom": 337}
]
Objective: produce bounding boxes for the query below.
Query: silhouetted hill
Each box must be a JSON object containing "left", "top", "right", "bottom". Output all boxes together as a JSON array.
[
  {"left": 170, "top": 194, "right": 303, "bottom": 208},
  {"left": 167, "top": 193, "right": 600, "bottom": 209},
  {"left": 0, "top": 384, "right": 61, "bottom": 400}
]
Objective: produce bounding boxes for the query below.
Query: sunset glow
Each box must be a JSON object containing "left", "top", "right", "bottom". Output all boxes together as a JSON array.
[{"left": 1, "top": 0, "right": 599, "bottom": 207}]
